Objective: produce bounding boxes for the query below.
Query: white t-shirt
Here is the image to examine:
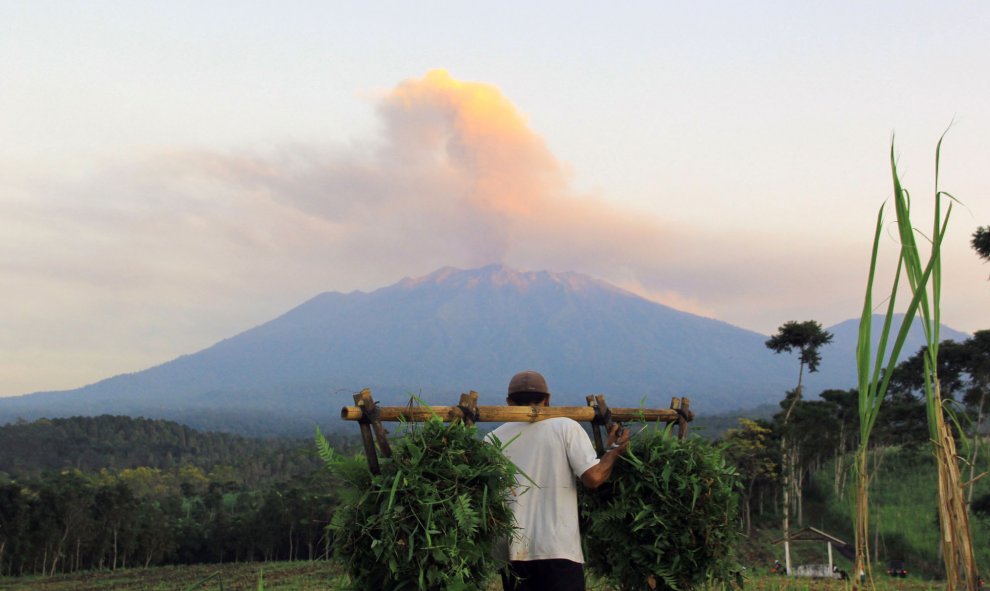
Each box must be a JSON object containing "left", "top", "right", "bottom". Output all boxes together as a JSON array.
[{"left": 487, "top": 417, "right": 600, "bottom": 563}]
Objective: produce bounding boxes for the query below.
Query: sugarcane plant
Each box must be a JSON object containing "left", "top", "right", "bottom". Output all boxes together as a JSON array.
[
  {"left": 852, "top": 134, "right": 977, "bottom": 591},
  {"left": 893, "top": 135, "right": 978, "bottom": 591}
]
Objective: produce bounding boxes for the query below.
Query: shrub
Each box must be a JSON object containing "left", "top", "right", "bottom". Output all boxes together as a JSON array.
[
  {"left": 318, "top": 419, "right": 518, "bottom": 590},
  {"left": 580, "top": 428, "right": 743, "bottom": 591}
]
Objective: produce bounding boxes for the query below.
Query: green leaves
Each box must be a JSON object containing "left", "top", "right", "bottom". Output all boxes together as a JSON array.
[
  {"left": 765, "top": 320, "right": 834, "bottom": 376},
  {"left": 855, "top": 135, "right": 955, "bottom": 452},
  {"left": 314, "top": 426, "right": 338, "bottom": 470},
  {"left": 580, "top": 429, "right": 742, "bottom": 591},
  {"left": 322, "top": 418, "right": 518, "bottom": 590},
  {"left": 852, "top": 132, "right": 968, "bottom": 582}
]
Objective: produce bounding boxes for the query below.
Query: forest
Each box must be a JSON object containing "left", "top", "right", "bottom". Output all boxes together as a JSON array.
[{"left": 0, "top": 415, "right": 359, "bottom": 576}]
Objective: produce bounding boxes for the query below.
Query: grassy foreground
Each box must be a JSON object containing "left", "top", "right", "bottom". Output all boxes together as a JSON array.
[
  {"left": 0, "top": 561, "right": 349, "bottom": 591},
  {"left": 0, "top": 562, "right": 949, "bottom": 591},
  {"left": 746, "top": 577, "right": 944, "bottom": 591}
]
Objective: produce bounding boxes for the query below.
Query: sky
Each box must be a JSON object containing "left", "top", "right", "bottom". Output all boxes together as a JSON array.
[{"left": 2, "top": 1, "right": 989, "bottom": 397}]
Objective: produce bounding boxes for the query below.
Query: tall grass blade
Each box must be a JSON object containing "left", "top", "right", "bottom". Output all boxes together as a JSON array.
[
  {"left": 886, "top": 132, "right": 976, "bottom": 591},
  {"left": 852, "top": 135, "right": 961, "bottom": 587}
]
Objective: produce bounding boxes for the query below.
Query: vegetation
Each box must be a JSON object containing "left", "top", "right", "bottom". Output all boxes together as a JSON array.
[
  {"left": 319, "top": 418, "right": 518, "bottom": 590},
  {"left": 0, "top": 414, "right": 355, "bottom": 487},
  {"left": 0, "top": 416, "right": 357, "bottom": 577},
  {"left": 813, "top": 446, "right": 990, "bottom": 578},
  {"left": 580, "top": 428, "right": 742, "bottom": 591},
  {"left": 765, "top": 320, "right": 834, "bottom": 573},
  {"left": 850, "top": 138, "right": 935, "bottom": 584},
  {"left": 0, "top": 567, "right": 955, "bottom": 591},
  {"left": 885, "top": 134, "right": 978, "bottom": 591},
  {"left": 972, "top": 226, "right": 990, "bottom": 263},
  {"left": 723, "top": 331, "right": 990, "bottom": 579},
  {"left": 722, "top": 418, "right": 777, "bottom": 535},
  {"left": 765, "top": 321, "right": 835, "bottom": 390},
  {"left": 0, "top": 561, "right": 347, "bottom": 590}
]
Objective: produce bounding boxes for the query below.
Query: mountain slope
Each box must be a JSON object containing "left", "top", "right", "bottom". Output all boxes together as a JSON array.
[
  {"left": 806, "top": 315, "right": 971, "bottom": 394},
  {"left": 0, "top": 266, "right": 796, "bottom": 432},
  {"left": 0, "top": 265, "right": 970, "bottom": 435}
]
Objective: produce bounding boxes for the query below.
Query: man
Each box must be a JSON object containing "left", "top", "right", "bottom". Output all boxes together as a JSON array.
[{"left": 489, "top": 370, "right": 629, "bottom": 591}]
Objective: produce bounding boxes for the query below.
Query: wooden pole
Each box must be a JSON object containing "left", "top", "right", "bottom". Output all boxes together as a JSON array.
[
  {"left": 586, "top": 395, "right": 605, "bottom": 455},
  {"left": 341, "top": 404, "right": 686, "bottom": 423},
  {"left": 674, "top": 397, "right": 692, "bottom": 439},
  {"left": 357, "top": 421, "right": 379, "bottom": 474},
  {"left": 353, "top": 389, "right": 391, "bottom": 474},
  {"left": 456, "top": 391, "right": 480, "bottom": 426},
  {"left": 354, "top": 389, "right": 392, "bottom": 458}
]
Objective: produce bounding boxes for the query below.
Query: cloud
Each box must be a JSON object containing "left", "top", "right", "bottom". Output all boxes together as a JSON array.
[
  {"left": 200, "top": 69, "right": 574, "bottom": 270},
  {"left": 177, "top": 69, "right": 835, "bottom": 311}
]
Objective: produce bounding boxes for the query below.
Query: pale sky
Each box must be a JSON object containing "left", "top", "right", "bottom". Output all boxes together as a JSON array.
[{"left": 2, "top": 1, "right": 989, "bottom": 397}]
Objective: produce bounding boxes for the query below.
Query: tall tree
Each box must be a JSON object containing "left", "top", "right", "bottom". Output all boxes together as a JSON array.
[
  {"left": 972, "top": 226, "right": 990, "bottom": 262},
  {"left": 722, "top": 418, "right": 777, "bottom": 535},
  {"left": 819, "top": 389, "right": 859, "bottom": 494},
  {"left": 0, "top": 483, "right": 29, "bottom": 576},
  {"left": 766, "top": 321, "right": 834, "bottom": 399},
  {"left": 960, "top": 331, "right": 990, "bottom": 505},
  {"left": 765, "top": 320, "right": 833, "bottom": 574},
  {"left": 888, "top": 333, "right": 990, "bottom": 504}
]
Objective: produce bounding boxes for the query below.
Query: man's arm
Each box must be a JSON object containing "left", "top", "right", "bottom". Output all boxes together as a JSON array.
[{"left": 580, "top": 424, "right": 629, "bottom": 489}]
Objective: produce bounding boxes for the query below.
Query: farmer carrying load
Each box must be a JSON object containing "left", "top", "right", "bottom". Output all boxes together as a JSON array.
[{"left": 489, "top": 370, "right": 629, "bottom": 591}]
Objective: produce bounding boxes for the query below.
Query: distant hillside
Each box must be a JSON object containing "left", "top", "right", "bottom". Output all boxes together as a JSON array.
[
  {"left": 806, "top": 315, "right": 970, "bottom": 394},
  {"left": 0, "top": 415, "right": 350, "bottom": 485},
  {"left": 691, "top": 403, "right": 779, "bottom": 439},
  {"left": 0, "top": 265, "right": 971, "bottom": 437}
]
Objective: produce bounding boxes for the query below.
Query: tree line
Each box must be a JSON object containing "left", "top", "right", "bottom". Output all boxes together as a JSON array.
[
  {"left": 0, "top": 415, "right": 360, "bottom": 577},
  {"left": 0, "top": 414, "right": 348, "bottom": 487}
]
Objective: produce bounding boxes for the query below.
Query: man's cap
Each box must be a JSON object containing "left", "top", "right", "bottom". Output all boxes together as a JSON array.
[{"left": 507, "top": 370, "right": 550, "bottom": 396}]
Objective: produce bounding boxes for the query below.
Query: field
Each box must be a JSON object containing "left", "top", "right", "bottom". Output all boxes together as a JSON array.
[
  {"left": 745, "top": 577, "right": 945, "bottom": 591},
  {"left": 0, "top": 562, "right": 951, "bottom": 591},
  {"left": 0, "top": 561, "right": 348, "bottom": 591}
]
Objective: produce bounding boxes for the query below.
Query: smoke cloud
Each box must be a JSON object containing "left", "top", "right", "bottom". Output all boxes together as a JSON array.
[{"left": 188, "top": 69, "right": 856, "bottom": 316}]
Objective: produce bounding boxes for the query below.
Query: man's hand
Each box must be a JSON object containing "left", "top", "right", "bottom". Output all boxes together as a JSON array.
[
  {"left": 581, "top": 423, "right": 630, "bottom": 489},
  {"left": 606, "top": 423, "right": 630, "bottom": 451}
]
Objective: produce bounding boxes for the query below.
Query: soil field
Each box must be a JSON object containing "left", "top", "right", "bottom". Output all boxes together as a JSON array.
[
  {"left": 0, "top": 564, "right": 948, "bottom": 591},
  {"left": 0, "top": 561, "right": 349, "bottom": 591},
  {"left": 742, "top": 574, "right": 946, "bottom": 591}
]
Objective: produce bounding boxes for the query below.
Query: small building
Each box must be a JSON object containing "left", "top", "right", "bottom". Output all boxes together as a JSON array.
[{"left": 773, "top": 527, "right": 853, "bottom": 578}]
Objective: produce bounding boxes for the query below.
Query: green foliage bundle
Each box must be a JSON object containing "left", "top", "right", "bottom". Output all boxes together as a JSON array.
[
  {"left": 580, "top": 428, "right": 742, "bottom": 591},
  {"left": 317, "top": 419, "right": 518, "bottom": 591}
]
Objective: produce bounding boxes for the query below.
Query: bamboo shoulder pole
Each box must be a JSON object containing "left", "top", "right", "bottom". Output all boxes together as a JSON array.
[{"left": 341, "top": 405, "right": 688, "bottom": 424}]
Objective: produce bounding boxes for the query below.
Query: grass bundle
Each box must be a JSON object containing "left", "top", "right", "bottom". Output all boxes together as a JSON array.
[
  {"left": 316, "top": 419, "right": 518, "bottom": 591},
  {"left": 580, "top": 428, "right": 742, "bottom": 591}
]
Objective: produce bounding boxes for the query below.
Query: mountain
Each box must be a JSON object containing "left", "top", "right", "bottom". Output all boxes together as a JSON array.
[
  {"left": 805, "top": 316, "right": 970, "bottom": 395},
  {"left": 0, "top": 265, "right": 970, "bottom": 436}
]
